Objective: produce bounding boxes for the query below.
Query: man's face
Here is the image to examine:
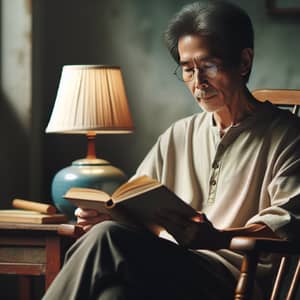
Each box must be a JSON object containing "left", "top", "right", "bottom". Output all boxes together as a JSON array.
[{"left": 177, "top": 34, "right": 244, "bottom": 113}]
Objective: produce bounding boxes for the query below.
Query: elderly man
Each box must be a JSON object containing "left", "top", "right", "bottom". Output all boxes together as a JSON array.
[{"left": 43, "top": 1, "right": 300, "bottom": 299}]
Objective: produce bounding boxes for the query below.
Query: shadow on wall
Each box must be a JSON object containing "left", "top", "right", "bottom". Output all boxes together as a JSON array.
[{"left": 0, "top": 92, "right": 29, "bottom": 208}]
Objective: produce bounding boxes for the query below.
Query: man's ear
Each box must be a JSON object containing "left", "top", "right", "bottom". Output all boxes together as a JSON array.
[{"left": 240, "top": 48, "right": 253, "bottom": 76}]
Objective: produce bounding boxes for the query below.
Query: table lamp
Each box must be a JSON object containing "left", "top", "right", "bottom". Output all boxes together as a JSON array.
[{"left": 46, "top": 65, "right": 134, "bottom": 220}]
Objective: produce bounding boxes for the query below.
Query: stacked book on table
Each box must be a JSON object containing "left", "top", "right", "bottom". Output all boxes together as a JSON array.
[{"left": 0, "top": 199, "right": 67, "bottom": 224}]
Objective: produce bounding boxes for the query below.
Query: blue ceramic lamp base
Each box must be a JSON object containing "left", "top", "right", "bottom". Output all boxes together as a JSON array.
[
  {"left": 51, "top": 157, "right": 127, "bottom": 220},
  {"left": 51, "top": 134, "right": 127, "bottom": 220}
]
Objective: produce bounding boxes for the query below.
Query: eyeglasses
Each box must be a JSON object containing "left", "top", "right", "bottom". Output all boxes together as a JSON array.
[{"left": 174, "top": 62, "right": 219, "bottom": 82}]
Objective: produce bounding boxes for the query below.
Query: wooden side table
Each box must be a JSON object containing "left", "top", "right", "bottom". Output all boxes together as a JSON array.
[{"left": 0, "top": 223, "right": 83, "bottom": 300}]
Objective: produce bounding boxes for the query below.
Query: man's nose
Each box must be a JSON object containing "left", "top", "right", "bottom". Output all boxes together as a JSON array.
[
  {"left": 194, "top": 69, "right": 208, "bottom": 89},
  {"left": 194, "top": 71, "right": 209, "bottom": 89}
]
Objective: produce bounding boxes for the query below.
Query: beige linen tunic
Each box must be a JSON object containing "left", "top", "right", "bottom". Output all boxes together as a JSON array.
[{"left": 133, "top": 101, "right": 300, "bottom": 279}]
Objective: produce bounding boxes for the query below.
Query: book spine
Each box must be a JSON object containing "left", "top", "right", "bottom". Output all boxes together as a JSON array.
[{"left": 106, "top": 199, "right": 115, "bottom": 208}]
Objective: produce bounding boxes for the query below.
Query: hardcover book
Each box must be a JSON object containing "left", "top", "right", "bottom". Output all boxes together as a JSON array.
[
  {"left": 0, "top": 209, "right": 67, "bottom": 224},
  {"left": 64, "top": 175, "right": 197, "bottom": 234}
]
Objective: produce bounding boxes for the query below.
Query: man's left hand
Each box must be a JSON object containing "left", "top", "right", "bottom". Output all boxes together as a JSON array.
[{"left": 155, "top": 210, "right": 230, "bottom": 249}]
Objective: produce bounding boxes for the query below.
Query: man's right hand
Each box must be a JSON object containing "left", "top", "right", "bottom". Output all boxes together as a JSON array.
[{"left": 75, "top": 208, "right": 112, "bottom": 232}]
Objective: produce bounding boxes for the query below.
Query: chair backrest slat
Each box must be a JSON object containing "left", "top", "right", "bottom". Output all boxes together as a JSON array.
[
  {"left": 252, "top": 89, "right": 300, "bottom": 106},
  {"left": 270, "top": 257, "right": 288, "bottom": 300},
  {"left": 286, "top": 258, "right": 300, "bottom": 300},
  {"left": 252, "top": 89, "right": 300, "bottom": 116}
]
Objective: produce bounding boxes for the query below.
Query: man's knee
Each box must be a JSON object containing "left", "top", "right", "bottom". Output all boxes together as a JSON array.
[
  {"left": 88, "top": 220, "right": 135, "bottom": 244},
  {"left": 89, "top": 220, "right": 122, "bottom": 236},
  {"left": 65, "top": 220, "right": 156, "bottom": 265},
  {"left": 68, "top": 221, "right": 137, "bottom": 255},
  {"left": 64, "top": 221, "right": 121, "bottom": 260}
]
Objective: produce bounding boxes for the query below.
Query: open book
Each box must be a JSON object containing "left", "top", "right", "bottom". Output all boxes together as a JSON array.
[{"left": 64, "top": 175, "right": 198, "bottom": 235}]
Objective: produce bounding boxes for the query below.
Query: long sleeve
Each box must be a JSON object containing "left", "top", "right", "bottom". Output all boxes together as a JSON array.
[{"left": 246, "top": 132, "right": 300, "bottom": 239}]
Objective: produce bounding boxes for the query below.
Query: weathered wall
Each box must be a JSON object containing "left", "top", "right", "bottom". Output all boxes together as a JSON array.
[
  {"left": 0, "top": 0, "right": 300, "bottom": 209},
  {"left": 0, "top": 0, "right": 31, "bottom": 207},
  {"left": 1, "top": 0, "right": 300, "bottom": 299},
  {"left": 40, "top": 0, "right": 300, "bottom": 202}
]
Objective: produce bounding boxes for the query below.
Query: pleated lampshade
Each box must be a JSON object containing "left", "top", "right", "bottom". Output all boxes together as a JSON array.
[{"left": 46, "top": 65, "right": 134, "bottom": 134}]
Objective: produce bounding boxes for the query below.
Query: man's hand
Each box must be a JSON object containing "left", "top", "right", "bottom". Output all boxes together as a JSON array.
[
  {"left": 155, "top": 210, "right": 230, "bottom": 249},
  {"left": 155, "top": 210, "right": 277, "bottom": 250},
  {"left": 75, "top": 208, "right": 112, "bottom": 232}
]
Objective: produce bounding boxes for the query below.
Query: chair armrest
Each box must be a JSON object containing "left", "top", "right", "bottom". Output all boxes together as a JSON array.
[
  {"left": 229, "top": 236, "right": 300, "bottom": 255},
  {"left": 57, "top": 223, "right": 85, "bottom": 238},
  {"left": 229, "top": 237, "right": 300, "bottom": 300}
]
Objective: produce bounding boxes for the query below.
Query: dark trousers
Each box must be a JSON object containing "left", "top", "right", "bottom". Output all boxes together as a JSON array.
[{"left": 42, "top": 221, "right": 236, "bottom": 300}]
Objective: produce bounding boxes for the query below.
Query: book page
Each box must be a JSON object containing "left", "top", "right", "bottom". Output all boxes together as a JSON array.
[
  {"left": 64, "top": 187, "right": 111, "bottom": 202},
  {"left": 112, "top": 175, "right": 161, "bottom": 200}
]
